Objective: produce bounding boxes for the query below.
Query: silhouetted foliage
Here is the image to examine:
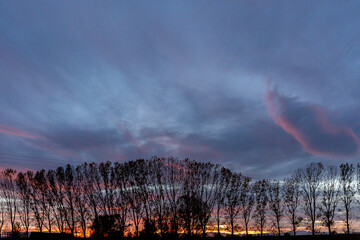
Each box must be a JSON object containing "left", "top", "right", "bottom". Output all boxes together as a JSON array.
[
  {"left": 90, "top": 214, "right": 121, "bottom": 240},
  {"left": 2, "top": 157, "right": 360, "bottom": 238}
]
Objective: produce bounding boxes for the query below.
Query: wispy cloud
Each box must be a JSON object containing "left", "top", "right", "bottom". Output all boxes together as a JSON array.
[
  {"left": 266, "top": 87, "right": 360, "bottom": 158},
  {"left": 0, "top": 124, "right": 43, "bottom": 140}
]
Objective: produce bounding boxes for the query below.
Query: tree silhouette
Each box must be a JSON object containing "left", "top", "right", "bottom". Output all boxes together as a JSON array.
[
  {"left": 283, "top": 174, "right": 302, "bottom": 236},
  {"left": 268, "top": 180, "right": 283, "bottom": 236},
  {"left": 214, "top": 167, "right": 231, "bottom": 236},
  {"left": 320, "top": 165, "right": 340, "bottom": 235},
  {"left": 239, "top": 175, "right": 254, "bottom": 236},
  {"left": 164, "top": 157, "right": 186, "bottom": 236},
  {"left": 298, "top": 162, "right": 323, "bottom": 235},
  {"left": 253, "top": 179, "right": 269, "bottom": 237},
  {"left": 0, "top": 185, "right": 5, "bottom": 236},
  {"left": 224, "top": 172, "right": 242, "bottom": 236},
  {"left": 16, "top": 171, "right": 32, "bottom": 238},
  {"left": 3, "top": 158, "right": 360, "bottom": 238},
  {"left": 0, "top": 169, "right": 18, "bottom": 233},
  {"left": 341, "top": 163, "right": 356, "bottom": 234}
]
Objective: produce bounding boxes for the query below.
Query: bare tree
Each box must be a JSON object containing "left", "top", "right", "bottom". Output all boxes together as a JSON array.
[
  {"left": 253, "top": 179, "right": 269, "bottom": 237},
  {"left": 164, "top": 157, "right": 186, "bottom": 236},
  {"left": 0, "top": 169, "right": 18, "bottom": 233},
  {"left": 16, "top": 172, "right": 32, "bottom": 237},
  {"left": 178, "top": 159, "right": 203, "bottom": 236},
  {"left": 214, "top": 167, "right": 231, "bottom": 236},
  {"left": 298, "top": 162, "right": 324, "bottom": 235},
  {"left": 239, "top": 176, "right": 254, "bottom": 236},
  {"left": 64, "top": 165, "right": 76, "bottom": 235},
  {"left": 320, "top": 165, "right": 340, "bottom": 235},
  {"left": 340, "top": 163, "right": 356, "bottom": 234},
  {"left": 132, "top": 159, "right": 154, "bottom": 235},
  {"left": 82, "top": 162, "right": 100, "bottom": 234},
  {"left": 56, "top": 165, "right": 76, "bottom": 235},
  {"left": 178, "top": 184, "right": 202, "bottom": 236},
  {"left": 268, "top": 180, "right": 283, "bottom": 236},
  {"left": 123, "top": 160, "right": 144, "bottom": 237},
  {"left": 148, "top": 157, "right": 168, "bottom": 236},
  {"left": 28, "top": 171, "right": 44, "bottom": 232},
  {"left": 75, "top": 164, "right": 89, "bottom": 238},
  {"left": 283, "top": 174, "right": 302, "bottom": 236},
  {"left": 98, "top": 161, "right": 115, "bottom": 216},
  {"left": 113, "top": 162, "right": 129, "bottom": 238},
  {"left": 9, "top": 158, "right": 360, "bottom": 237},
  {"left": 31, "top": 170, "right": 53, "bottom": 233},
  {"left": 47, "top": 169, "right": 66, "bottom": 233},
  {"left": 193, "top": 162, "right": 220, "bottom": 237},
  {"left": 224, "top": 172, "right": 242, "bottom": 236},
  {"left": 0, "top": 186, "right": 5, "bottom": 236}
]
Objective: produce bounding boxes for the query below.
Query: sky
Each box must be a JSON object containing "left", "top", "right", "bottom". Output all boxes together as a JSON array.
[{"left": 1, "top": 1, "right": 360, "bottom": 179}]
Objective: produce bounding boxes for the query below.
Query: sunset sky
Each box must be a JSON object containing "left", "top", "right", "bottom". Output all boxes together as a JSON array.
[{"left": 1, "top": 1, "right": 360, "bottom": 179}]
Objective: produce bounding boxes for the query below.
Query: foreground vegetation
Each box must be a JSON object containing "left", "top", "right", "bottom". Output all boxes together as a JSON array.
[{"left": 1, "top": 157, "right": 360, "bottom": 239}]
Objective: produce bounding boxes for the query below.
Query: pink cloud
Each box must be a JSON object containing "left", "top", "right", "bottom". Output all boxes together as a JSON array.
[
  {"left": 0, "top": 124, "right": 43, "bottom": 140},
  {"left": 266, "top": 87, "right": 360, "bottom": 158}
]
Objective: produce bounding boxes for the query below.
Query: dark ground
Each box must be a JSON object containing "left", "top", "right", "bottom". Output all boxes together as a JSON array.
[{"left": 3, "top": 234, "right": 357, "bottom": 240}]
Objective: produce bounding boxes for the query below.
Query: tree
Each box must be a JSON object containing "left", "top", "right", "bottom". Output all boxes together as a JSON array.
[
  {"left": 47, "top": 169, "right": 66, "bottom": 233},
  {"left": 178, "top": 159, "right": 202, "bottom": 236},
  {"left": 64, "top": 165, "right": 76, "bottom": 235},
  {"left": 224, "top": 172, "right": 242, "bottom": 236},
  {"left": 123, "top": 160, "right": 144, "bottom": 237},
  {"left": 214, "top": 167, "right": 231, "bottom": 235},
  {"left": 192, "top": 162, "right": 220, "bottom": 237},
  {"left": 148, "top": 157, "right": 168, "bottom": 236},
  {"left": 268, "top": 180, "right": 283, "bottom": 236},
  {"left": 0, "top": 169, "right": 18, "bottom": 233},
  {"left": 74, "top": 164, "right": 89, "bottom": 238},
  {"left": 31, "top": 170, "right": 53, "bottom": 233},
  {"left": 239, "top": 176, "right": 254, "bottom": 236},
  {"left": 163, "top": 157, "right": 186, "bottom": 236},
  {"left": 82, "top": 162, "right": 101, "bottom": 235},
  {"left": 298, "top": 162, "right": 323, "bottom": 235},
  {"left": 98, "top": 161, "right": 115, "bottom": 216},
  {"left": 320, "top": 165, "right": 340, "bottom": 235},
  {"left": 112, "top": 162, "right": 129, "bottom": 238},
  {"left": 340, "top": 163, "right": 356, "bottom": 234},
  {"left": 178, "top": 192, "right": 203, "bottom": 236},
  {"left": 131, "top": 159, "right": 154, "bottom": 235},
  {"left": 90, "top": 214, "right": 122, "bottom": 239},
  {"left": 0, "top": 190, "right": 5, "bottom": 236},
  {"left": 16, "top": 171, "right": 33, "bottom": 238},
  {"left": 253, "top": 179, "right": 269, "bottom": 237},
  {"left": 28, "top": 171, "right": 44, "bottom": 232},
  {"left": 283, "top": 174, "right": 302, "bottom": 236}
]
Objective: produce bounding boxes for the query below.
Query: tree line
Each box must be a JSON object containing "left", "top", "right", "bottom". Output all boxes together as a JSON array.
[{"left": 0, "top": 157, "right": 360, "bottom": 238}]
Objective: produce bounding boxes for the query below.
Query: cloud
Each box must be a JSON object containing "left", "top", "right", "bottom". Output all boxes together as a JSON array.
[
  {"left": 41, "top": 125, "right": 123, "bottom": 151},
  {"left": 266, "top": 87, "right": 360, "bottom": 158},
  {"left": 0, "top": 124, "right": 43, "bottom": 140}
]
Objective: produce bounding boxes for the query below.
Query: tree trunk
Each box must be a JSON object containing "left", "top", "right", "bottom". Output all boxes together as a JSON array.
[
  {"left": 346, "top": 209, "right": 350, "bottom": 234},
  {"left": 293, "top": 224, "right": 296, "bottom": 236},
  {"left": 312, "top": 220, "right": 315, "bottom": 235}
]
